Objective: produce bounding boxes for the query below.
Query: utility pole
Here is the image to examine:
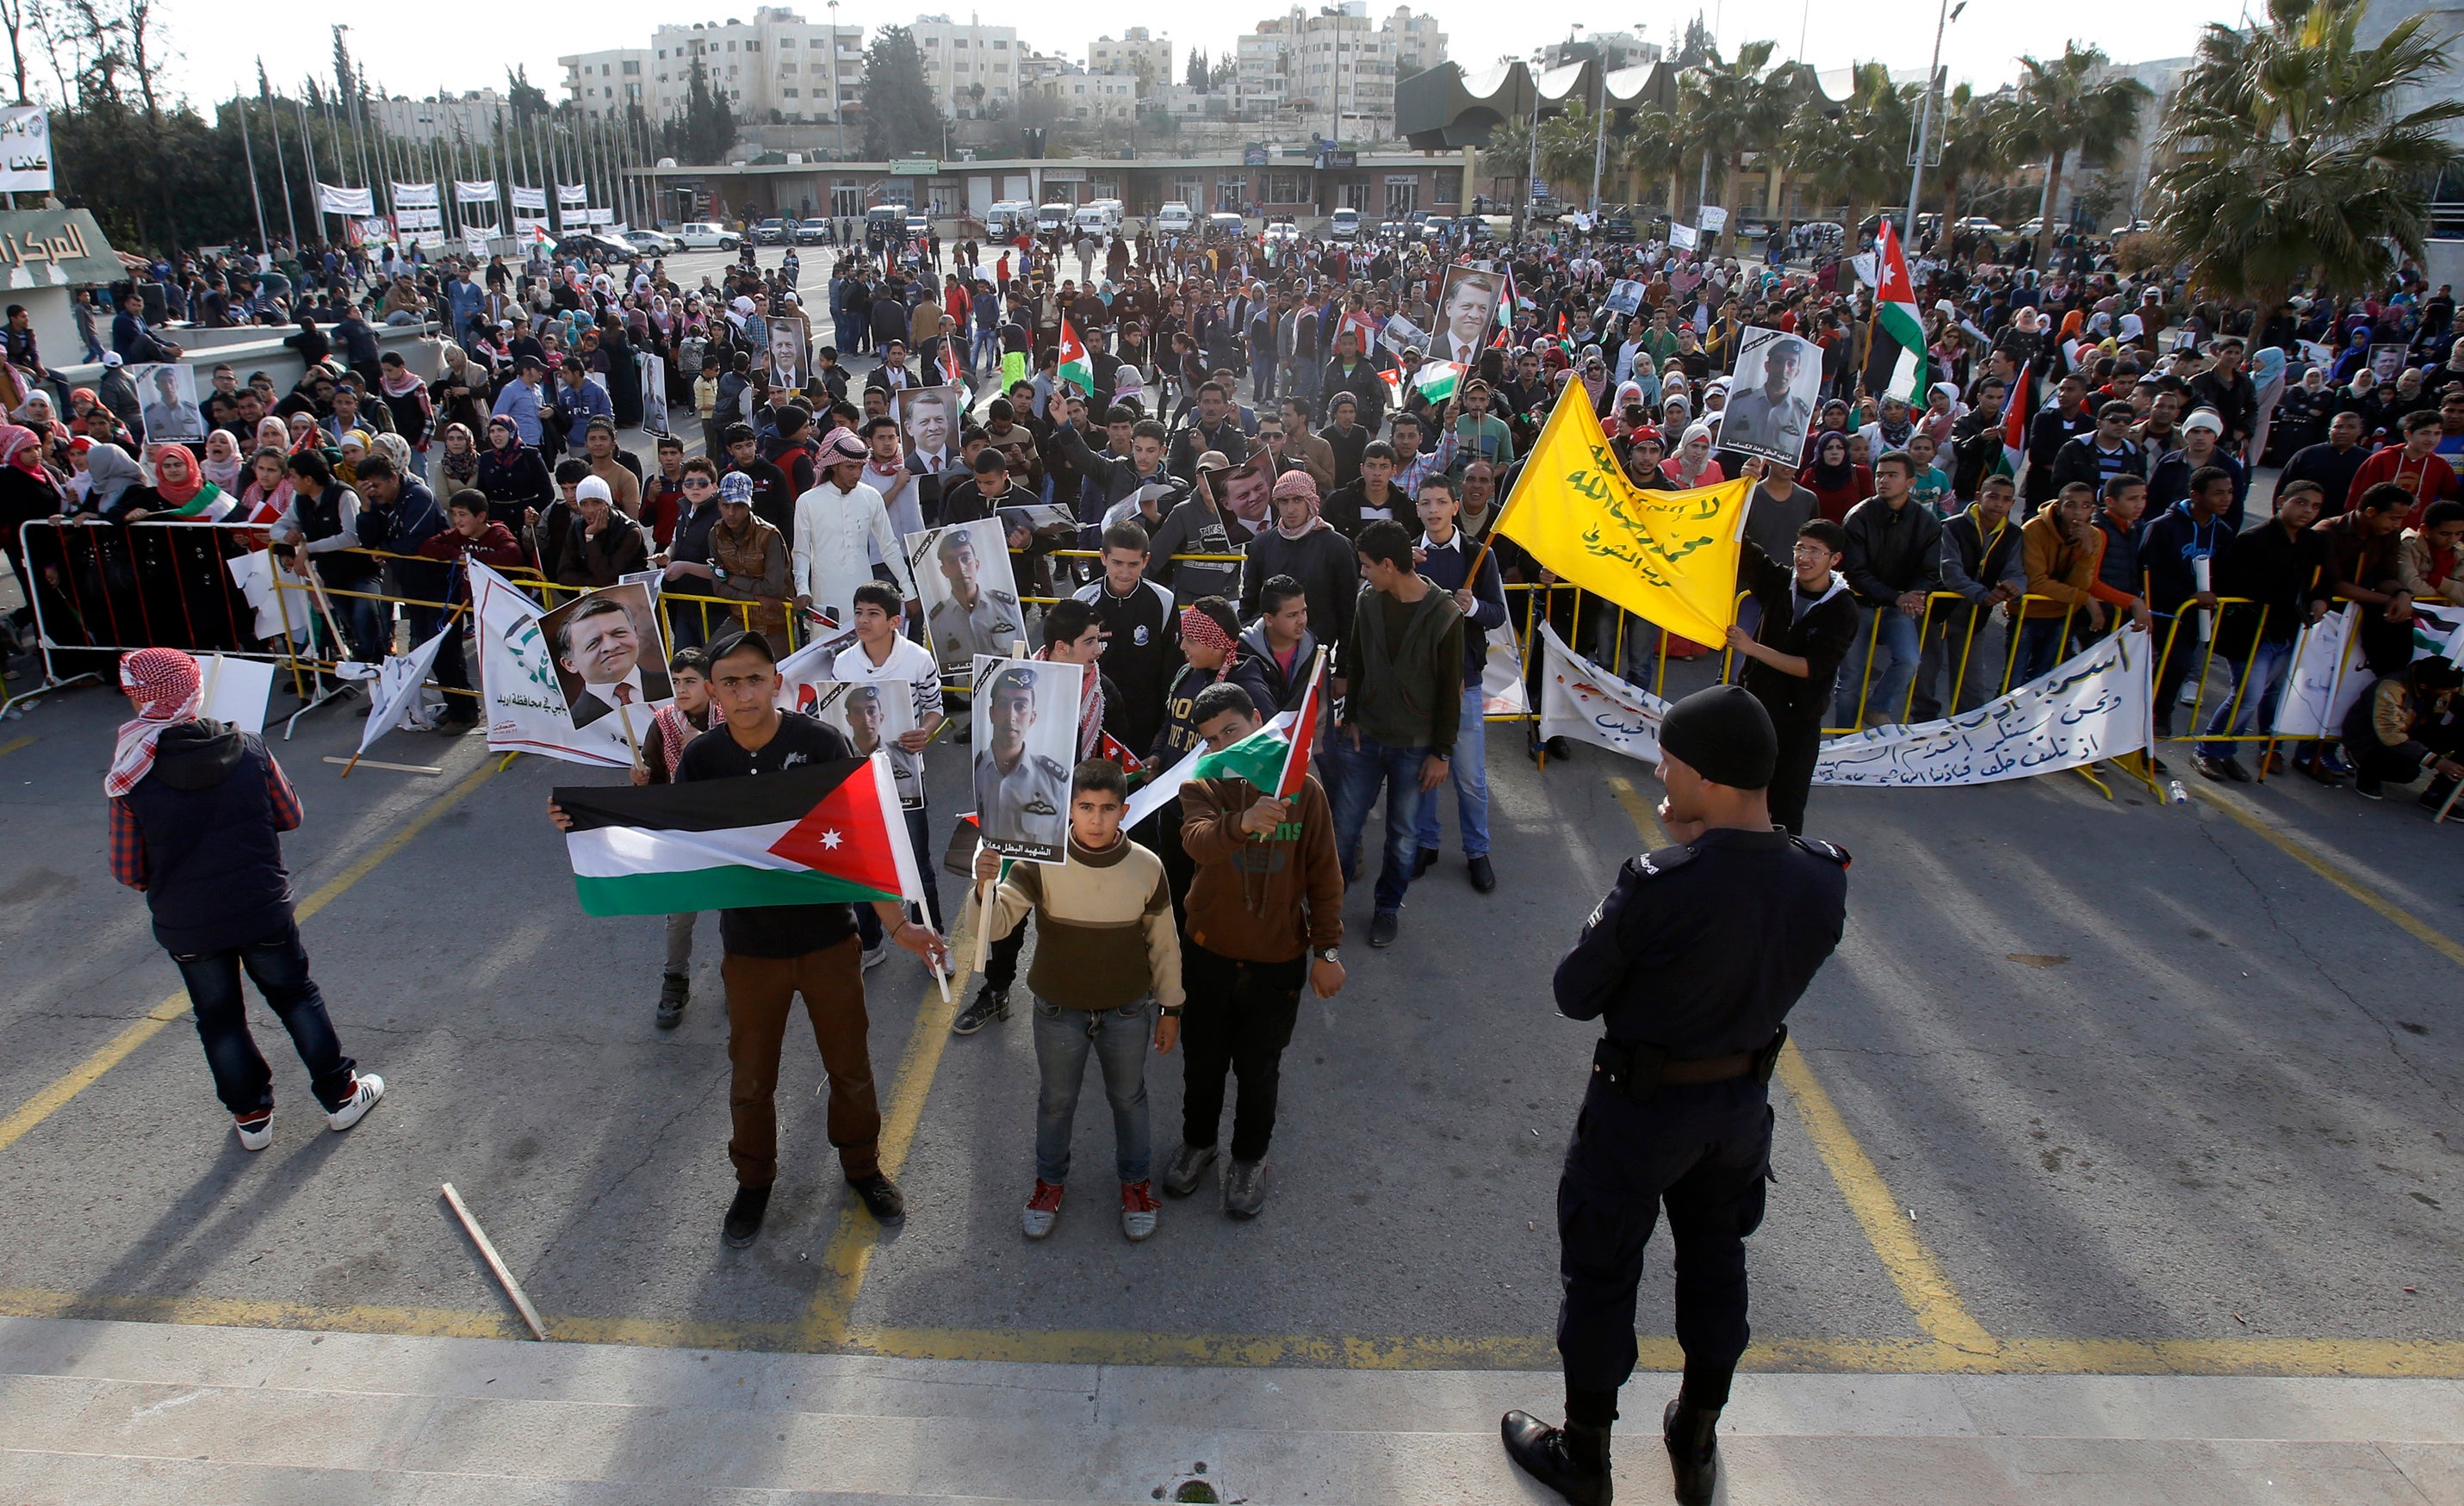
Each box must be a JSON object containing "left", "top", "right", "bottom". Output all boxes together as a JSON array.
[{"left": 1903, "top": 0, "right": 1960, "bottom": 250}]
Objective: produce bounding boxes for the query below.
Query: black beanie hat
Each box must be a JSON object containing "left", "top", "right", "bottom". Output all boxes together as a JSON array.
[{"left": 1660, "top": 684, "right": 1778, "bottom": 790}]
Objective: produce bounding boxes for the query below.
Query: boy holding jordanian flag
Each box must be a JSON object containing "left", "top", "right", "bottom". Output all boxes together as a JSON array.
[
  {"left": 547, "top": 628, "right": 946, "bottom": 1252},
  {"left": 1164, "top": 664, "right": 1346, "bottom": 1218}
]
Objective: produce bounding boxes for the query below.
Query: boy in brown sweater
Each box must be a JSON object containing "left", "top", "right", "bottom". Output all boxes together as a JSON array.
[
  {"left": 1169, "top": 682, "right": 1347, "bottom": 1217},
  {"left": 977, "top": 758, "right": 1184, "bottom": 1242}
]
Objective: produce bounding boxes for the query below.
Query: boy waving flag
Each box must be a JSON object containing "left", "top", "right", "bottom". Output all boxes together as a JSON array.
[{"left": 1057, "top": 319, "right": 1095, "bottom": 397}]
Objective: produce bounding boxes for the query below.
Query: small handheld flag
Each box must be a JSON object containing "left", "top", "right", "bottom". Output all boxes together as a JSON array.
[{"left": 1056, "top": 319, "right": 1093, "bottom": 397}]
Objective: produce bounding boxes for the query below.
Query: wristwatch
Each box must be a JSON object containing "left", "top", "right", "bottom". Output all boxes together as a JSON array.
[
  {"left": 711, "top": 565, "right": 729, "bottom": 581},
  {"left": 1314, "top": 947, "right": 1340, "bottom": 965},
  {"left": 1158, "top": 1005, "right": 1183, "bottom": 1019}
]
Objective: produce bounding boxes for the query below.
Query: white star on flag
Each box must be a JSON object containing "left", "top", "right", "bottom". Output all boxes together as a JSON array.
[{"left": 818, "top": 829, "right": 842, "bottom": 849}]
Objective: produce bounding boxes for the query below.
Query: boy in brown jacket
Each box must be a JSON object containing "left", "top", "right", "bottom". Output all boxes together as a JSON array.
[
  {"left": 1169, "top": 682, "right": 1348, "bottom": 1217},
  {"left": 2016, "top": 482, "right": 2143, "bottom": 685}
]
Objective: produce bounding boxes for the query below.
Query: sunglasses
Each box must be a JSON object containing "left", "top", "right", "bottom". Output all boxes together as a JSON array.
[{"left": 681, "top": 475, "right": 717, "bottom": 489}]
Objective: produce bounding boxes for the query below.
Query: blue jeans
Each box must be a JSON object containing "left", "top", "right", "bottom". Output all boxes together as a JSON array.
[
  {"left": 1325, "top": 726, "right": 1429, "bottom": 914},
  {"left": 1032, "top": 996, "right": 1152, "bottom": 1185},
  {"left": 2198, "top": 637, "right": 2293, "bottom": 760},
  {"left": 1834, "top": 603, "right": 1922, "bottom": 728},
  {"left": 1413, "top": 682, "right": 1491, "bottom": 858},
  {"left": 2013, "top": 617, "right": 2074, "bottom": 689},
  {"left": 169, "top": 919, "right": 357, "bottom": 1118}
]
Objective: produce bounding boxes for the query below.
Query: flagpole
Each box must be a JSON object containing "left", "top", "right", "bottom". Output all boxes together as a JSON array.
[{"left": 1463, "top": 379, "right": 1580, "bottom": 591}]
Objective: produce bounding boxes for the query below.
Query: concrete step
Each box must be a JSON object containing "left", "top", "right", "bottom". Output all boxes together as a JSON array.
[{"left": 3, "top": 1316, "right": 2462, "bottom": 1504}]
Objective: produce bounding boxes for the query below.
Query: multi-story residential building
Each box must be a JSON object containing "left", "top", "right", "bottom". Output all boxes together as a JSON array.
[
  {"left": 908, "top": 15, "right": 1022, "bottom": 120},
  {"left": 1088, "top": 28, "right": 1175, "bottom": 93},
  {"left": 1036, "top": 67, "right": 1143, "bottom": 123},
  {"left": 1234, "top": 4, "right": 1445, "bottom": 141},
  {"left": 562, "top": 9, "right": 866, "bottom": 127},
  {"left": 369, "top": 90, "right": 516, "bottom": 144}
]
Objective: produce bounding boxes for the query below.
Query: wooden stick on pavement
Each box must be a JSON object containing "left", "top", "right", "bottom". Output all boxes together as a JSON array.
[{"left": 440, "top": 1182, "right": 549, "bottom": 1342}]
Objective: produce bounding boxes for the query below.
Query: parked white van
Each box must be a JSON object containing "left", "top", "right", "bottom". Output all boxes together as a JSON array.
[
  {"left": 1035, "top": 203, "right": 1072, "bottom": 234},
  {"left": 1152, "top": 201, "right": 1195, "bottom": 235},
  {"left": 984, "top": 201, "right": 1034, "bottom": 239},
  {"left": 1073, "top": 200, "right": 1122, "bottom": 234}
]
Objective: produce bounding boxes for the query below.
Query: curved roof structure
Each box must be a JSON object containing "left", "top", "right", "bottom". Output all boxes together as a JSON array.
[{"left": 1399, "top": 55, "right": 1849, "bottom": 151}]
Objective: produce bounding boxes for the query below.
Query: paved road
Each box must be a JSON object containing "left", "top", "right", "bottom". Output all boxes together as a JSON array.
[{"left": 0, "top": 635, "right": 2456, "bottom": 1375}]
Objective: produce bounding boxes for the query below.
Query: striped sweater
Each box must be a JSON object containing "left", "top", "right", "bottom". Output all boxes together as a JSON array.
[{"left": 984, "top": 835, "right": 1185, "bottom": 1013}]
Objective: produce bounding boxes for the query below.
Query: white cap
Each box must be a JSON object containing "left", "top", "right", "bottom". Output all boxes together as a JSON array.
[
  {"left": 575, "top": 474, "right": 614, "bottom": 503},
  {"left": 2182, "top": 408, "right": 2225, "bottom": 435},
  {"left": 732, "top": 295, "right": 756, "bottom": 314}
]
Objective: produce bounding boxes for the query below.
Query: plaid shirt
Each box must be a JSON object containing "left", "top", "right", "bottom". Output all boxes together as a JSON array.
[{"left": 109, "top": 747, "right": 302, "bottom": 891}]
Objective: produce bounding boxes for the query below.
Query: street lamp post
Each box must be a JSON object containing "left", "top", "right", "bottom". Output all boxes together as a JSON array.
[
  {"left": 829, "top": 0, "right": 847, "bottom": 160},
  {"left": 1902, "top": 0, "right": 1964, "bottom": 249}
]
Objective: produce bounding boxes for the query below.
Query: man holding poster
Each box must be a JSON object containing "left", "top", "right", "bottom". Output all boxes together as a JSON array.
[
  {"left": 1719, "top": 330, "right": 1818, "bottom": 465},
  {"left": 971, "top": 660, "right": 1079, "bottom": 864}
]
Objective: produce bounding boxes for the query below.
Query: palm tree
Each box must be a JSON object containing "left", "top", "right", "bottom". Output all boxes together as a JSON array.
[
  {"left": 1997, "top": 42, "right": 2152, "bottom": 263},
  {"left": 1679, "top": 40, "right": 1794, "bottom": 252},
  {"left": 1781, "top": 63, "right": 1907, "bottom": 235},
  {"left": 1534, "top": 99, "right": 1604, "bottom": 203},
  {"left": 1932, "top": 86, "right": 2016, "bottom": 232},
  {"left": 2153, "top": 0, "right": 2462, "bottom": 325},
  {"left": 1621, "top": 105, "right": 1690, "bottom": 217}
]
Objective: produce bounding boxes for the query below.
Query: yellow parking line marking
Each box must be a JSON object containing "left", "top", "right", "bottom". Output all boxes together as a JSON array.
[
  {"left": 3, "top": 1283, "right": 2455, "bottom": 1378},
  {"left": 1605, "top": 775, "right": 2002, "bottom": 1359},
  {"left": 2189, "top": 783, "right": 2464, "bottom": 970},
  {"left": 0, "top": 757, "right": 502, "bottom": 1156},
  {"left": 0, "top": 734, "right": 35, "bottom": 758},
  {"left": 801, "top": 941, "right": 970, "bottom": 1348}
]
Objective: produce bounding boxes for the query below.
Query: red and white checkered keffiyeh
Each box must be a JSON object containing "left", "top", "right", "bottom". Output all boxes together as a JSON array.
[
  {"left": 1179, "top": 605, "right": 1238, "bottom": 683},
  {"left": 106, "top": 648, "right": 202, "bottom": 797}
]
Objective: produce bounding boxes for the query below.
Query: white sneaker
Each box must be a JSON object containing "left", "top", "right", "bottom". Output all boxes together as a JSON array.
[
  {"left": 326, "top": 1073, "right": 385, "bottom": 1131},
  {"left": 234, "top": 1112, "right": 272, "bottom": 1151},
  {"left": 861, "top": 942, "right": 888, "bottom": 970}
]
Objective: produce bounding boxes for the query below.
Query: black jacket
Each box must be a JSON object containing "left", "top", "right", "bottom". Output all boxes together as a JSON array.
[
  {"left": 2216, "top": 515, "right": 2332, "bottom": 649},
  {"left": 1240, "top": 526, "right": 1359, "bottom": 648},
  {"left": 2047, "top": 432, "right": 2149, "bottom": 494},
  {"left": 1737, "top": 542, "right": 1859, "bottom": 731},
  {"left": 1840, "top": 494, "right": 1943, "bottom": 604}
]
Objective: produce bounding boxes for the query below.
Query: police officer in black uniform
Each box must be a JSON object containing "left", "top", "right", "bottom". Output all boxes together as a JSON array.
[{"left": 1502, "top": 684, "right": 1849, "bottom": 1506}]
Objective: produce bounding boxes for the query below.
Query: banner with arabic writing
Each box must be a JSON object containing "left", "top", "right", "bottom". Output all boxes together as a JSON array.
[
  {"left": 455, "top": 179, "right": 498, "bottom": 203},
  {"left": 1495, "top": 382, "right": 1752, "bottom": 647},
  {"left": 1812, "top": 624, "right": 2151, "bottom": 786},
  {"left": 316, "top": 182, "right": 375, "bottom": 216},
  {"left": 0, "top": 106, "right": 53, "bottom": 193},
  {"left": 1537, "top": 621, "right": 2152, "bottom": 788}
]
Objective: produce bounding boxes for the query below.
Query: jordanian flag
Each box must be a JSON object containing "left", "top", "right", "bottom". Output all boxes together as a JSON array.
[
  {"left": 1189, "top": 649, "right": 1324, "bottom": 799},
  {"left": 555, "top": 755, "right": 925, "bottom": 916},
  {"left": 1382, "top": 362, "right": 1462, "bottom": 407},
  {"left": 1867, "top": 220, "right": 1928, "bottom": 404},
  {"left": 1056, "top": 318, "right": 1093, "bottom": 397}
]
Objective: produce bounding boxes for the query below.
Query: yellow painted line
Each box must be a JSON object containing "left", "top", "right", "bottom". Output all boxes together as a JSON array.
[
  {"left": 0, "top": 734, "right": 35, "bottom": 758},
  {"left": 2189, "top": 783, "right": 2464, "bottom": 971},
  {"left": 802, "top": 940, "right": 970, "bottom": 1348},
  {"left": 0, "top": 756, "right": 502, "bottom": 1156},
  {"left": 3, "top": 1284, "right": 2456, "bottom": 1378},
  {"left": 1606, "top": 774, "right": 2002, "bottom": 1360},
  {"left": 1770, "top": 1047, "right": 1999, "bottom": 1358}
]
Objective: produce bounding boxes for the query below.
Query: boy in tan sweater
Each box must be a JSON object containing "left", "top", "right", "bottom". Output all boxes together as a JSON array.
[{"left": 977, "top": 758, "right": 1183, "bottom": 1241}]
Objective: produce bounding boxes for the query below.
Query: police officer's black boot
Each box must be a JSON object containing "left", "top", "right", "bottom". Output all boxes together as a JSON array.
[
  {"left": 1661, "top": 1398, "right": 1720, "bottom": 1506},
  {"left": 1500, "top": 1388, "right": 1614, "bottom": 1506}
]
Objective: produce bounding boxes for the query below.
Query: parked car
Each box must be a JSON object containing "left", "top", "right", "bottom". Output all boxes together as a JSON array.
[
  {"left": 2107, "top": 218, "right": 2154, "bottom": 238},
  {"left": 675, "top": 221, "right": 742, "bottom": 251},
  {"left": 1263, "top": 220, "right": 1302, "bottom": 247},
  {"left": 1152, "top": 201, "right": 1195, "bottom": 235},
  {"left": 1327, "top": 206, "right": 1362, "bottom": 241},
  {"left": 1418, "top": 218, "right": 1451, "bottom": 242},
  {"left": 905, "top": 214, "right": 931, "bottom": 241},
  {"left": 794, "top": 218, "right": 835, "bottom": 245},
  {"left": 1951, "top": 216, "right": 2003, "bottom": 236},
  {"left": 624, "top": 229, "right": 680, "bottom": 257},
  {"left": 1206, "top": 212, "right": 1246, "bottom": 240},
  {"left": 556, "top": 231, "right": 637, "bottom": 265},
  {"left": 753, "top": 217, "right": 789, "bottom": 245}
]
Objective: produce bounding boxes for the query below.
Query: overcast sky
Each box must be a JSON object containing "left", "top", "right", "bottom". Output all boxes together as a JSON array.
[{"left": 148, "top": 0, "right": 2244, "bottom": 116}]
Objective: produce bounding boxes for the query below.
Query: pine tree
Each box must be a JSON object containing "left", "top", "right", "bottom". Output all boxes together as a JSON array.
[{"left": 860, "top": 25, "right": 944, "bottom": 158}]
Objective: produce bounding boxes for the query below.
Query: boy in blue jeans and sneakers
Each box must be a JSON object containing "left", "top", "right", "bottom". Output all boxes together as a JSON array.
[{"left": 976, "top": 758, "right": 1183, "bottom": 1241}]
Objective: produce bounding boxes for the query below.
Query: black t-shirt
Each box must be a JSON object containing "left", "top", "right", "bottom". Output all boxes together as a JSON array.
[{"left": 676, "top": 713, "right": 860, "bottom": 958}]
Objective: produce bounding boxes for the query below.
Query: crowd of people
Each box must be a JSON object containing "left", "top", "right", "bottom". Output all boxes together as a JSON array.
[{"left": 52, "top": 203, "right": 2464, "bottom": 1239}]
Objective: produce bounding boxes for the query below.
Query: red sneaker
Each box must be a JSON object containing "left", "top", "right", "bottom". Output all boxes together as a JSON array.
[
  {"left": 1120, "top": 1179, "right": 1160, "bottom": 1242},
  {"left": 1021, "top": 1179, "right": 1064, "bottom": 1239}
]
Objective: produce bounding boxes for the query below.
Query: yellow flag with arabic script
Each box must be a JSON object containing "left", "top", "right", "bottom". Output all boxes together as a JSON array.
[{"left": 1493, "top": 382, "right": 1753, "bottom": 647}]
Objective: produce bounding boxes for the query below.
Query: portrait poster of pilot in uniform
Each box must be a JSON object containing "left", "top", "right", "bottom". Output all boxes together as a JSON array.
[
  {"left": 1718, "top": 325, "right": 1823, "bottom": 466},
  {"left": 969, "top": 655, "right": 1082, "bottom": 865},
  {"left": 909, "top": 516, "right": 1024, "bottom": 678}
]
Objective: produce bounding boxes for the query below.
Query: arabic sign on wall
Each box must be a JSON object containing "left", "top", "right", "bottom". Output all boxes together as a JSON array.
[
  {"left": 0, "top": 209, "right": 119, "bottom": 288},
  {"left": 0, "top": 106, "right": 52, "bottom": 193}
]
